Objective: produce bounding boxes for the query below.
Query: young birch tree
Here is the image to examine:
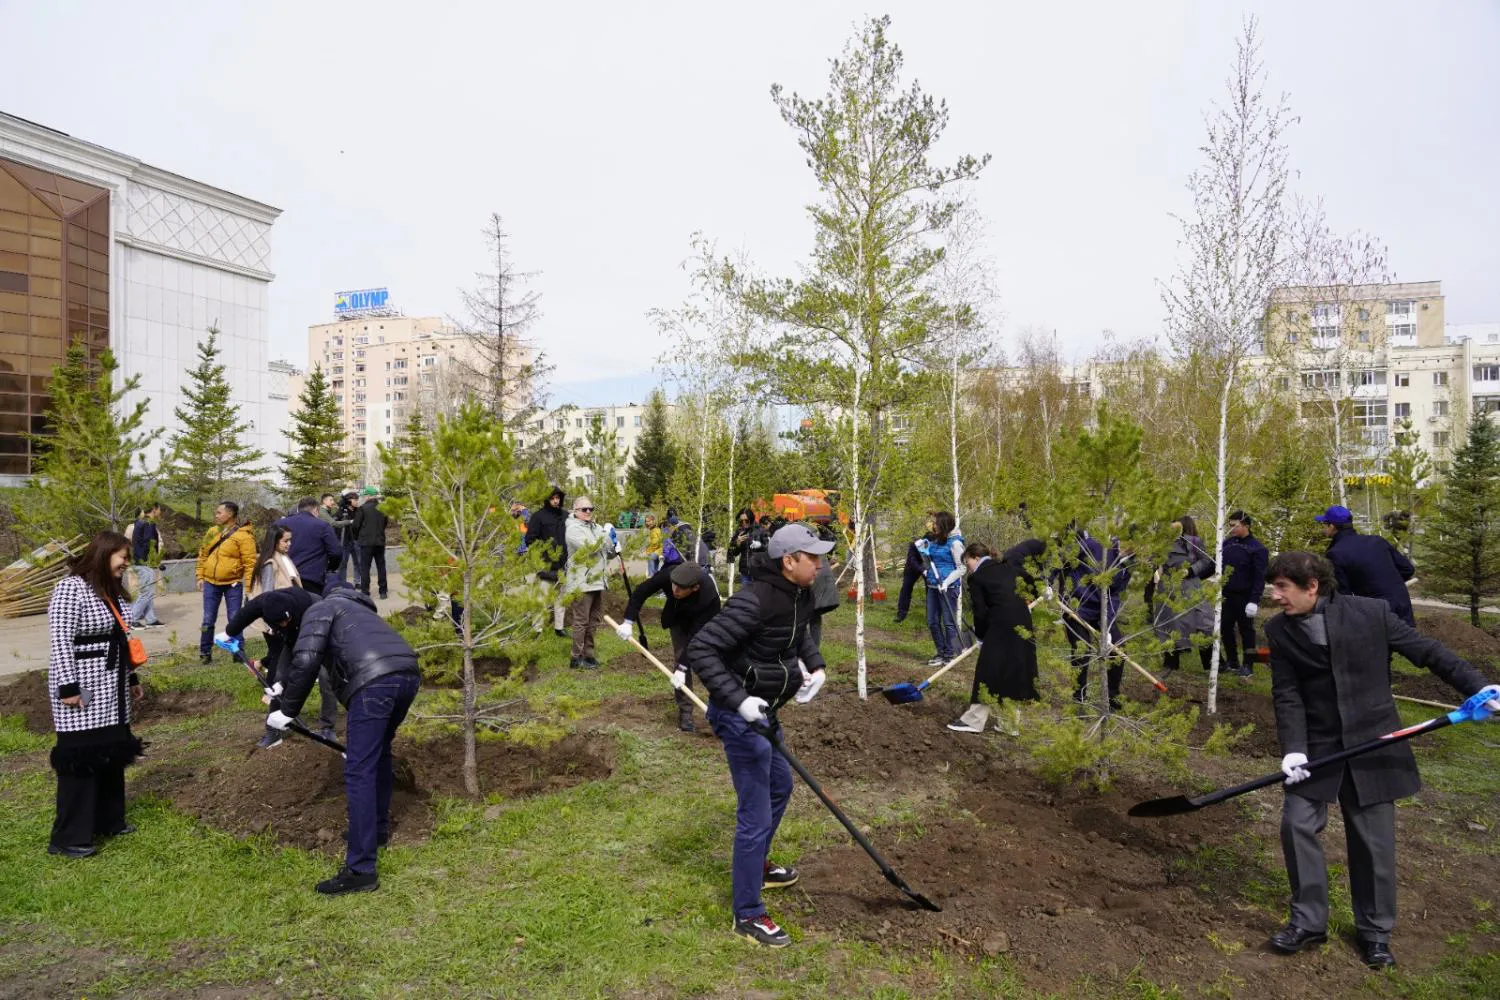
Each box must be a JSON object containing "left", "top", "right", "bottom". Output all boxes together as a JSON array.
[
  {"left": 744, "top": 16, "right": 988, "bottom": 699},
  {"left": 1162, "top": 16, "right": 1294, "bottom": 714}
]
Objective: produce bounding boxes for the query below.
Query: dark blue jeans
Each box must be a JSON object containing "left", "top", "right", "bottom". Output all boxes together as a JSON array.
[
  {"left": 200, "top": 582, "right": 244, "bottom": 655},
  {"left": 707, "top": 704, "right": 793, "bottom": 920},
  {"left": 344, "top": 672, "right": 420, "bottom": 875},
  {"left": 338, "top": 538, "right": 361, "bottom": 582},
  {"left": 925, "top": 586, "right": 960, "bottom": 659}
]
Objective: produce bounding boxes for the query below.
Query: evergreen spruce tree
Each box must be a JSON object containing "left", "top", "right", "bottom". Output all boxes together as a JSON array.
[
  {"left": 626, "top": 390, "right": 677, "bottom": 507},
  {"left": 1385, "top": 416, "right": 1432, "bottom": 556},
  {"left": 1425, "top": 413, "right": 1500, "bottom": 626},
  {"left": 19, "top": 343, "right": 160, "bottom": 542},
  {"left": 161, "top": 326, "right": 268, "bottom": 520},
  {"left": 279, "top": 364, "right": 352, "bottom": 499},
  {"left": 574, "top": 412, "right": 628, "bottom": 518}
]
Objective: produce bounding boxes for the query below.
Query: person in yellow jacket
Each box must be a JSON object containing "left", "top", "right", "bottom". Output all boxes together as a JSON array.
[{"left": 196, "top": 500, "right": 257, "bottom": 665}]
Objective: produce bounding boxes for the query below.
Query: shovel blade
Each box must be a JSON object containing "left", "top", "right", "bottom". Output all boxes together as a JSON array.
[
  {"left": 881, "top": 682, "right": 923, "bottom": 705},
  {"left": 1127, "top": 794, "right": 1200, "bottom": 818},
  {"left": 882, "top": 869, "right": 943, "bottom": 911}
]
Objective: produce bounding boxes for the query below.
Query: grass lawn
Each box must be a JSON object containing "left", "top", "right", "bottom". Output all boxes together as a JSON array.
[{"left": 1, "top": 602, "right": 1498, "bottom": 998}]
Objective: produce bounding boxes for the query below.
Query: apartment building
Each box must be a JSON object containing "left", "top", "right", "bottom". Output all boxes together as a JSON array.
[
  {"left": 516, "top": 400, "right": 671, "bottom": 491},
  {"left": 306, "top": 310, "right": 483, "bottom": 476}
]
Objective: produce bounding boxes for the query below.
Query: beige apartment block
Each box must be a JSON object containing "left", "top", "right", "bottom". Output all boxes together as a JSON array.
[
  {"left": 306, "top": 315, "right": 486, "bottom": 478},
  {"left": 516, "top": 400, "right": 672, "bottom": 491},
  {"left": 1265, "top": 279, "right": 1445, "bottom": 352}
]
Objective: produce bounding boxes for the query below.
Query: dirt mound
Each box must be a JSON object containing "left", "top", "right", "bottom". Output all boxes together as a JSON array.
[
  {"left": 794, "top": 765, "right": 1492, "bottom": 997},
  {"left": 133, "top": 722, "right": 613, "bottom": 850},
  {"left": 1178, "top": 679, "right": 1282, "bottom": 757},
  {"left": 0, "top": 671, "right": 50, "bottom": 733},
  {"left": 0, "top": 672, "right": 234, "bottom": 734},
  {"left": 1415, "top": 611, "right": 1500, "bottom": 669}
]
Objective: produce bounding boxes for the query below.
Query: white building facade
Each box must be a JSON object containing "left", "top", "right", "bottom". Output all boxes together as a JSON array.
[{"left": 0, "top": 112, "right": 281, "bottom": 484}]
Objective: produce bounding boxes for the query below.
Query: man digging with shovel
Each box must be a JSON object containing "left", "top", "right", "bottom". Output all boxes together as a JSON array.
[
  {"left": 1262, "top": 551, "right": 1500, "bottom": 969},
  {"left": 682, "top": 523, "right": 833, "bottom": 948}
]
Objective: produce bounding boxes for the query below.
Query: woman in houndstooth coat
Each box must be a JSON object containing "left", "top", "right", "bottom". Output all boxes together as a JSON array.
[{"left": 46, "top": 532, "right": 144, "bottom": 857}]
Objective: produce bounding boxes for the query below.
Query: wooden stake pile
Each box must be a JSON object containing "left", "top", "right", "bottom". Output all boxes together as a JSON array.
[{"left": 0, "top": 535, "right": 85, "bottom": 619}]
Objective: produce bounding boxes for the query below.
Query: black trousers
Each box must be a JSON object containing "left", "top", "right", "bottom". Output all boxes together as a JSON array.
[
  {"left": 1163, "top": 646, "right": 1214, "bottom": 672},
  {"left": 1220, "top": 597, "right": 1256, "bottom": 669},
  {"left": 358, "top": 545, "right": 388, "bottom": 596},
  {"left": 1067, "top": 613, "right": 1122, "bottom": 702},
  {"left": 51, "top": 764, "right": 126, "bottom": 849}
]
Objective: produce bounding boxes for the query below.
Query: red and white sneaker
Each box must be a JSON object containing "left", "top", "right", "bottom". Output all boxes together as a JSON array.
[{"left": 734, "top": 914, "right": 791, "bottom": 948}]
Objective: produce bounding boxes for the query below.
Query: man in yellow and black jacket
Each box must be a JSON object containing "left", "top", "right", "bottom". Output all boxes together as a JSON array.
[{"left": 196, "top": 500, "right": 256, "bottom": 664}]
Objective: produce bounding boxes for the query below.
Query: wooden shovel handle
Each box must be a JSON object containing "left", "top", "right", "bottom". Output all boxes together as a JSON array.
[
  {"left": 1051, "top": 598, "right": 1170, "bottom": 694},
  {"left": 922, "top": 641, "right": 981, "bottom": 687},
  {"left": 604, "top": 615, "right": 710, "bottom": 712}
]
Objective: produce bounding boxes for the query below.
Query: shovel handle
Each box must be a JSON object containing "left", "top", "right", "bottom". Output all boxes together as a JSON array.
[
  {"left": 920, "top": 641, "right": 980, "bottom": 689},
  {"left": 1052, "top": 598, "right": 1169, "bottom": 693},
  {"left": 603, "top": 615, "right": 709, "bottom": 713}
]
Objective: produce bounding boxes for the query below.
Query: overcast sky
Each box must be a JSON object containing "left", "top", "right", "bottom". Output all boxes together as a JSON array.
[{"left": 3, "top": 1, "right": 1497, "bottom": 405}]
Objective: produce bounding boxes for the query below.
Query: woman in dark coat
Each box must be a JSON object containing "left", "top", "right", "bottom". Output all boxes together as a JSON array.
[
  {"left": 949, "top": 539, "right": 1045, "bottom": 734},
  {"left": 46, "top": 531, "right": 145, "bottom": 857}
]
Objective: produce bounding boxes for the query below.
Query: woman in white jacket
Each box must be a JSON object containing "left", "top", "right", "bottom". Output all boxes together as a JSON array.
[{"left": 564, "top": 496, "right": 618, "bottom": 669}]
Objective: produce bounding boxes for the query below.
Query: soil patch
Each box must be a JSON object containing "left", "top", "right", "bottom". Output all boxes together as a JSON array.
[
  {"left": 0, "top": 671, "right": 233, "bottom": 733},
  {"left": 133, "top": 722, "right": 613, "bottom": 851},
  {"left": 1415, "top": 610, "right": 1500, "bottom": 669},
  {"left": 1179, "top": 679, "right": 1282, "bottom": 758},
  {"left": 795, "top": 764, "right": 1500, "bottom": 997}
]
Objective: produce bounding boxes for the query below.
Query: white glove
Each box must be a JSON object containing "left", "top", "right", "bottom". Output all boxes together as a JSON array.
[
  {"left": 795, "top": 662, "right": 826, "bottom": 704},
  {"left": 266, "top": 710, "right": 294, "bottom": 731},
  {"left": 1043, "top": 585, "right": 1055, "bottom": 601},
  {"left": 737, "top": 696, "right": 769, "bottom": 724},
  {"left": 261, "top": 681, "right": 283, "bottom": 705},
  {"left": 670, "top": 667, "right": 688, "bottom": 690},
  {"left": 749, "top": 538, "right": 763, "bottom": 550},
  {"left": 615, "top": 621, "right": 634, "bottom": 642},
  {"left": 1477, "top": 683, "right": 1500, "bottom": 718},
  {"left": 214, "top": 631, "right": 232, "bottom": 645},
  {"left": 1245, "top": 603, "right": 1259, "bottom": 618},
  {"left": 1280, "top": 752, "right": 1311, "bottom": 785}
]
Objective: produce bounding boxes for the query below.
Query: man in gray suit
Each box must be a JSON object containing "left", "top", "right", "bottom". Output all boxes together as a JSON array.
[{"left": 1263, "top": 551, "right": 1499, "bottom": 970}]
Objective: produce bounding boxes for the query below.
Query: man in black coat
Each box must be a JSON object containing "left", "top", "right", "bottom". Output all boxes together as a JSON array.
[
  {"left": 682, "top": 524, "right": 833, "bottom": 949},
  {"left": 274, "top": 499, "right": 343, "bottom": 596},
  {"left": 617, "top": 559, "right": 722, "bottom": 732},
  {"left": 524, "top": 487, "right": 569, "bottom": 637},
  {"left": 1317, "top": 505, "right": 1416, "bottom": 625},
  {"left": 1220, "top": 510, "right": 1270, "bottom": 677},
  {"left": 267, "top": 584, "right": 421, "bottom": 895},
  {"left": 1263, "top": 551, "right": 1498, "bottom": 969},
  {"left": 351, "top": 489, "right": 390, "bottom": 599},
  {"left": 219, "top": 586, "right": 334, "bottom": 748}
]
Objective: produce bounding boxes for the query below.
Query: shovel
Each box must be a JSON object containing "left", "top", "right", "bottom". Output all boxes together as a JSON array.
[
  {"left": 214, "top": 637, "right": 348, "bottom": 756},
  {"left": 1128, "top": 689, "right": 1497, "bottom": 818},
  {"left": 879, "top": 642, "right": 980, "bottom": 705},
  {"left": 605, "top": 615, "right": 943, "bottom": 912}
]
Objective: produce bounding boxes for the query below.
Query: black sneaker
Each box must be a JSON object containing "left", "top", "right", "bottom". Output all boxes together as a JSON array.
[
  {"left": 47, "top": 844, "right": 98, "bottom": 858},
  {"left": 733, "top": 914, "right": 790, "bottom": 948},
  {"left": 554, "top": 628, "right": 568, "bottom": 639},
  {"left": 256, "top": 728, "right": 283, "bottom": 750},
  {"left": 569, "top": 657, "right": 582, "bottom": 669},
  {"left": 378, "top": 592, "right": 389, "bottom": 600},
  {"left": 137, "top": 620, "right": 165, "bottom": 629},
  {"left": 583, "top": 657, "right": 599, "bottom": 669},
  {"left": 763, "top": 862, "right": 799, "bottom": 889},
  {"left": 200, "top": 653, "right": 212, "bottom": 665},
  {"left": 315, "top": 865, "right": 379, "bottom": 895}
]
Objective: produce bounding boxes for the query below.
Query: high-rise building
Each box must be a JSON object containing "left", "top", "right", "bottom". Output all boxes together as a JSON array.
[
  {"left": 518, "top": 400, "right": 672, "bottom": 490},
  {"left": 0, "top": 112, "right": 281, "bottom": 484}
]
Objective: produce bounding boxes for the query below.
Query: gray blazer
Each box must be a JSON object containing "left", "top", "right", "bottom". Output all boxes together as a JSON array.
[{"left": 1266, "top": 592, "right": 1490, "bottom": 805}]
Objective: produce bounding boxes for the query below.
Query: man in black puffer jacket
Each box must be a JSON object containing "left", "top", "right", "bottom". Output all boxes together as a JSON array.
[
  {"left": 268, "top": 583, "right": 420, "bottom": 895},
  {"left": 682, "top": 523, "right": 833, "bottom": 949},
  {"left": 617, "top": 559, "right": 722, "bottom": 733}
]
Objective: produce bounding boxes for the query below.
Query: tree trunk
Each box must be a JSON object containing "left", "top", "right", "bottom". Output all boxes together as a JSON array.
[
  {"left": 1207, "top": 372, "right": 1233, "bottom": 715},
  {"left": 461, "top": 574, "right": 479, "bottom": 796},
  {"left": 853, "top": 361, "right": 868, "bottom": 700},
  {"left": 949, "top": 351, "right": 961, "bottom": 525},
  {"left": 726, "top": 413, "right": 737, "bottom": 597}
]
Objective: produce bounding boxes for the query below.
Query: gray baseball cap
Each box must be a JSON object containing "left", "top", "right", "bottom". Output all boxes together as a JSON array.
[{"left": 768, "top": 523, "right": 835, "bottom": 558}]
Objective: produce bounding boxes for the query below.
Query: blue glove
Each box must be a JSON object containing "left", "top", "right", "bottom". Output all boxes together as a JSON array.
[{"left": 214, "top": 635, "right": 241, "bottom": 655}]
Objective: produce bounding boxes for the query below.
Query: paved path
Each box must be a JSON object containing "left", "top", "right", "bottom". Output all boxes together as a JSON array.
[{"left": 0, "top": 574, "right": 413, "bottom": 681}]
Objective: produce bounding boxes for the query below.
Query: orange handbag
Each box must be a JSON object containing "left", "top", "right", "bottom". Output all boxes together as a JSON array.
[{"left": 108, "top": 600, "right": 148, "bottom": 668}]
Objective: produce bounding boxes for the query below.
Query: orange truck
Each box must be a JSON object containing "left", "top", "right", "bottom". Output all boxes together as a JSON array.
[{"left": 758, "top": 489, "right": 839, "bottom": 525}]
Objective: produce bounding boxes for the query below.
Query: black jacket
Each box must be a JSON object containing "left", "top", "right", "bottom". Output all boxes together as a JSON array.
[
  {"left": 131, "top": 519, "right": 160, "bottom": 564},
  {"left": 967, "top": 540, "right": 1045, "bottom": 702},
  {"left": 1326, "top": 526, "right": 1416, "bottom": 625},
  {"left": 682, "top": 566, "right": 826, "bottom": 713},
  {"left": 1220, "top": 532, "right": 1269, "bottom": 600},
  {"left": 225, "top": 587, "right": 319, "bottom": 646},
  {"left": 728, "top": 521, "right": 768, "bottom": 577},
  {"left": 525, "top": 490, "right": 569, "bottom": 571},
  {"left": 279, "top": 588, "right": 419, "bottom": 715},
  {"left": 1267, "top": 591, "right": 1489, "bottom": 805},
  {"left": 334, "top": 495, "right": 359, "bottom": 543},
  {"left": 623, "top": 562, "right": 722, "bottom": 636},
  {"left": 352, "top": 499, "right": 389, "bottom": 547},
  {"left": 273, "top": 510, "right": 343, "bottom": 587}
]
